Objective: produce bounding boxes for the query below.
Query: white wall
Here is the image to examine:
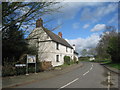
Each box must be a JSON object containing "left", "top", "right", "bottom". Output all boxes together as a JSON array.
[
  {"left": 28, "top": 27, "right": 77, "bottom": 67},
  {"left": 38, "top": 41, "right": 74, "bottom": 67}
]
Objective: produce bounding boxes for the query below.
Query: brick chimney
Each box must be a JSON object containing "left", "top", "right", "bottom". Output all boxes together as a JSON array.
[
  {"left": 58, "top": 32, "right": 62, "bottom": 38},
  {"left": 36, "top": 18, "right": 43, "bottom": 28}
]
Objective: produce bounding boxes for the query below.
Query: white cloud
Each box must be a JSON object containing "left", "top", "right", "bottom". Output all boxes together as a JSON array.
[
  {"left": 44, "top": 2, "right": 116, "bottom": 22},
  {"left": 67, "top": 33, "right": 100, "bottom": 55},
  {"left": 91, "top": 24, "right": 106, "bottom": 32},
  {"left": 83, "top": 24, "right": 90, "bottom": 29},
  {"left": 72, "top": 23, "right": 80, "bottom": 29},
  {"left": 80, "top": 3, "right": 118, "bottom": 23},
  {"left": 96, "top": 3, "right": 117, "bottom": 17},
  {"left": 50, "top": 2, "right": 104, "bottom": 20}
]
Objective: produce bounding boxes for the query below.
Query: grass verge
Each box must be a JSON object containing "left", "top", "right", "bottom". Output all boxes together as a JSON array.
[
  {"left": 108, "top": 63, "right": 120, "bottom": 70},
  {"left": 97, "top": 60, "right": 120, "bottom": 70}
]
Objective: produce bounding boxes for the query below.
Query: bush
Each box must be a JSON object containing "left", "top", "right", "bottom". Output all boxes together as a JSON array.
[
  {"left": 64, "top": 56, "right": 71, "bottom": 65},
  {"left": 73, "top": 56, "right": 77, "bottom": 63},
  {"left": 36, "top": 62, "right": 42, "bottom": 72},
  {"left": 15, "top": 67, "right": 26, "bottom": 75},
  {"left": 76, "top": 61, "right": 79, "bottom": 64},
  {"left": 2, "top": 62, "right": 16, "bottom": 77},
  {"left": 2, "top": 61, "right": 42, "bottom": 77}
]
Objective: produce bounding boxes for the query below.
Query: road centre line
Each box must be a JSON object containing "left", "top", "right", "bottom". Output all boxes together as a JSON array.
[
  {"left": 91, "top": 63, "right": 93, "bottom": 67},
  {"left": 58, "top": 78, "right": 79, "bottom": 90},
  {"left": 90, "top": 67, "right": 93, "bottom": 70},
  {"left": 83, "top": 71, "right": 89, "bottom": 76},
  {"left": 58, "top": 63, "right": 94, "bottom": 89},
  {"left": 83, "top": 63, "right": 93, "bottom": 75}
]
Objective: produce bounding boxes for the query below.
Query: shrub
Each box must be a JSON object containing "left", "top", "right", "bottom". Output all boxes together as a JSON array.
[
  {"left": 73, "top": 56, "right": 77, "bottom": 63},
  {"left": 15, "top": 67, "right": 26, "bottom": 75},
  {"left": 2, "top": 62, "right": 16, "bottom": 77},
  {"left": 64, "top": 56, "right": 71, "bottom": 65},
  {"left": 76, "top": 61, "right": 79, "bottom": 64},
  {"left": 2, "top": 60, "right": 42, "bottom": 77}
]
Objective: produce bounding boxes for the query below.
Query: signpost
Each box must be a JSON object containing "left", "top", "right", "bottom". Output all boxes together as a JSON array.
[
  {"left": 26, "top": 54, "right": 37, "bottom": 75},
  {"left": 15, "top": 64, "right": 26, "bottom": 67}
]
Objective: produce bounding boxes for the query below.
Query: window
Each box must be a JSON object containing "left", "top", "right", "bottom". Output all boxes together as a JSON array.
[
  {"left": 66, "top": 47, "right": 68, "bottom": 52},
  {"left": 56, "top": 42, "right": 59, "bottom": 50},
  {"left": 56, "top": 55, "right": 59, "bottom": 62},
  {"left": 71, "top": 48, "right": 72, "bottom": 53}
]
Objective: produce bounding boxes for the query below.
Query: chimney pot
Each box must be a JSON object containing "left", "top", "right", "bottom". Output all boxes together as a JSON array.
[
  {"left": 36, "top": 18, "right": 43, "bottom": 28},
  {"left": 58, "top": 32, "right": 62, "bottom": 38},
  {"left": 73, "top": 44, "right": 75, "bottom": 50},
  {"left": 73, "top": 44, "right": 75, "bottom": 46}
]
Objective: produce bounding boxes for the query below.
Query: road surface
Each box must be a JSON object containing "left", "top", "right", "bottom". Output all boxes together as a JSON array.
[{"left": 15, "top": 62, "right": 118, "bottom": 89}]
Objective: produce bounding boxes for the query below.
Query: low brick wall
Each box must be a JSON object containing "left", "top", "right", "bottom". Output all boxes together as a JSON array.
[{"left": 40, "top": 61, "right": 52, "bottom": 71}]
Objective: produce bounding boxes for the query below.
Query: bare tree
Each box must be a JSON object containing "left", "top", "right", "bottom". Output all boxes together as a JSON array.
[{"left": 2, "top": 2, "right": 62, "bottom": 32}]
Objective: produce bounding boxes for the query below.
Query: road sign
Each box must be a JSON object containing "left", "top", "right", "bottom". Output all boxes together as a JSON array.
[
  {"left": 15, "top": 64, "right": 26, "bottom": 67},
  {"left": 26, "top": 54, "right": 37, "bottom": 75},
  {"left": 27, "top": 55, "right": 36, "bottom": 63}
]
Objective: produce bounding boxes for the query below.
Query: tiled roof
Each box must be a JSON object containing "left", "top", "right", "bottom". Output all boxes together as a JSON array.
[{"left": 43, "top": 28, "right": 73, "bottom": 49}]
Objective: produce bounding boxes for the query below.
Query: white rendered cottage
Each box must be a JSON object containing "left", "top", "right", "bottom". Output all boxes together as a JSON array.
[{"left": 27, "top": 18, "right": 78, "bottom": 67}]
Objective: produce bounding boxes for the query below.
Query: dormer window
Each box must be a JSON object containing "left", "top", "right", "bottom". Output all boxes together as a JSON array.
[{"left": 56, "top": 42, "right": 59, "bottom": 50}]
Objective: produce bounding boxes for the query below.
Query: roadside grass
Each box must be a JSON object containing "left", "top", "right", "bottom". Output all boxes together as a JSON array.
[
  {"left": 99, "top": 60, "right": 112, "bottom": 64},
  {"left": 108, "top": 63, "right": 120, "bottom": 70},
  {"left": 98, "top": 59, "right": 120, "bottom": 70}
]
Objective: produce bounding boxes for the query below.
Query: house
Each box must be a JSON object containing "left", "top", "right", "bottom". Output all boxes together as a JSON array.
[{"left": 27, "top": 18, "right": 78, "bottom": 69}]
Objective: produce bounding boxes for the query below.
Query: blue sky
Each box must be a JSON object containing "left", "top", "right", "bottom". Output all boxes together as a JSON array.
[
  {"left": 25, "top": 1, "right": 118, "bottom": 54},
  {"left": 42, "top": 2, "right": 118, "bottom": 54},
  {"left": 51, "top": 2, "right": 118, "bottom": 39}
]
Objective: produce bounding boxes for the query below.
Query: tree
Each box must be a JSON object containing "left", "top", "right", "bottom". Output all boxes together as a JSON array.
[
  {"left": 2, "top": 2, "right": 62, "bottom": 32},
  {"left": 107, "top": 34, "right": 120, "bottom": 63},
  {"left": 96, "top": 26, "right": 118, "bottom": 61},
  {"left": 81, "top": 49, "right": 88, "bottom": 57},
  {"left": 2, "top": 24, "right": 28, "bottom": 63},
  {"left": 87, "top": 48, "right": 97, "bottom": 56},
  {"left": 2, "top": 2, "right": 62, "bottom": 63}
]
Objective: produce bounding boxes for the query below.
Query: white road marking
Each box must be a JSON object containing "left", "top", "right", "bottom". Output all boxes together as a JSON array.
[
  {"left": 89, "top": 63, "right": 94, "bottom": 71},
  {"left": 90, "top": 67, "right": 93, "bottom": 70},
  {"left": 83, "top": 71, "right": 89, "bottom": 76},
  {"left": 92, "top": 64, "right": 93, "bottom": 67},
  {"left": 58, "top": 78, "right": 79, "bottom": 90},
  {"left": 58, "top": 63, "right": 94, "bottom": 90}
]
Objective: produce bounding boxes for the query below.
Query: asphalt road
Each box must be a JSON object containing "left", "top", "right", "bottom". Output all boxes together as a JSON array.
[{"left": 16, "top": 62, "right": 118, "bottom": 88}]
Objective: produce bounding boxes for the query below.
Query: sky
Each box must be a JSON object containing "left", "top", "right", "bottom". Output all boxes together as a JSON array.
[
  {"left": 21, "top": 1, "right": 118, "bottom": 55},
  {"left": 41, "top": 2, "right": 118, "bottom": 55}
]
